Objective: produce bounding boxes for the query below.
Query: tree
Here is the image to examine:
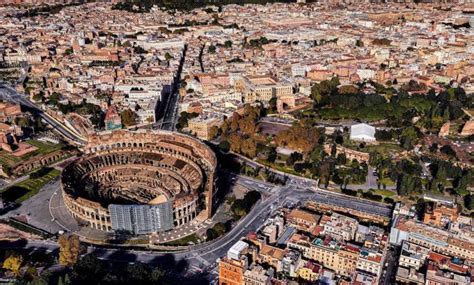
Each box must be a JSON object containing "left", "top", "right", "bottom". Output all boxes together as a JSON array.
[
  {"left": 71, "top": 254, "right": 104, "bottom": 284},
  {"left": 48, "top": 92, "right": 62, "bottom": 105},
  {"left": 164, "top": 52, "right": 173, "bottom": 61},
  {"left": 384, "top": 197, "right": 395, "bottom": 204},
  {"left": 375, "top": 130, "right": 394, "bottom": 141},
  {"left": 224, "top": 40, "right": 233, "bottom": 48},
  {"left": 334, "top": 133, "right": 344, "bottom": 145},
  {"left": 230, "top": 113, "right": 240, "bottom": 132},
  {"left": 429, "top": 143, "right": 439, "bottom": 153},
  {"left": 268, "top": 97, "right": 278, "bottom": 113},
  {"left": 440, "top": 145, "right": 456, "bottom": 158},
  {"left": 241, "top": 137, "right": 257, "bottom": 157},
  {"left": 14, "top": 117, "right": 29, "bottom": 127},
  {"left": 213, "top": 222, "right": 227, "bottom": 236},
  {"left": 239, "top": 116, "right": 258, "bottom": 135},
  {"left": 286, "top": 152, "right": 302, "bottom": 166},
  {"left": 310, "top": 77, "right": 340, "bottom": 103},
  {"left": 208, "top": 125, "right": 219, "bottom": 140},
  {"left": 176, "top": 111, "right": 198, "bottom": 130},
  {"left": 400, "top": 126, "right": 419, "bottom": 149},
  {"left": 275, "top": 121, "right": 323, "bottom": 154},
  {"left": 465, "top": 195, "right": 474, "bottom": 211},
  {"left": 218, "top": 140, "right": 230, "bottom": 153},
  {"left": 206, "top": 228, "right": 218, "bottom": 241},
  {"left": 228, "top": 133, "right": 242, "bottom": 153},
  {"left": 267, "top": 147, "right": 277, "bottom": 163},
  {"left": 291, "top": 162, "right": 302, "bottom": 173},
  {"left": 397, "top": 174, "right": 421, "bottom": 196},
  {"left": 150, "top": 268, "right": 165, "bottom": 282},
  {"left": 2, "top": 164, "right": 12, "bottom": 177},
  {"left": 3, "top": 254, "right": 23, "bottom": 276},
  {"left": 336, "top": 153, "right": 347, "bottom": 165},
  {"left": 120, "top": 109, "right": 137, "bottom": 127},
  {"left": 220, "top": 119, "right": 229, "bottom": 135},
  {"left": 208, "top": 44, "right": 216, "bottom": 54},
  {"left": 455, "top": 172, "right": 471, "bottom": 195},
  {"left": 32, "top": 91, "right": 44, "bottom": 102},
  {"left": 126, "top": 263, "right": 150, "bottom": 283},
  {"left": 231, "top": 190, "right": 261, "bottom": 218},
  {"left": 57, "top": 274, "right": 71, "bottom": 285},
  {"left": 58, "top": 234, "right": 81, "bottom": 266}
]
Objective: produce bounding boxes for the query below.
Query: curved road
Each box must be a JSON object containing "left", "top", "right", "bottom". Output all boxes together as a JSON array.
[{"left": 0, "top": 83, "right": 87, "bottom": 145}]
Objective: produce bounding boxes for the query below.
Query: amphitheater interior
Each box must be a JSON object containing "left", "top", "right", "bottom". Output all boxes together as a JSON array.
[{"left": 61, "top": 130, "right": 217, "bottom": 234}]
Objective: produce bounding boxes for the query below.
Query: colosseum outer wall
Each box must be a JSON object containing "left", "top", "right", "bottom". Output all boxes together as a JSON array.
[{"left": 61, "top": 129, "right": 217, "bottom": 233}]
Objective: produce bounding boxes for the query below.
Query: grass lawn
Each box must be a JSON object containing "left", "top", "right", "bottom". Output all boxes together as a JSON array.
[
  {"left": 1, "top": 168, "right": 61, "bottom": 203},
  {"left": 161, "top": 233, "right": 200, "bottom": 246},
  {"left": 257, "top": 159, "right": 313, "bottom": 179},
  {"left": 379, "top": 177, "right": 396, "bottom": 186},
  {"left": 342, "top": 140, "right": 403, "bottom": 156},
  {"left": 0, "top": 151, "right": 22, "bottom": 167},
  {"left": 364, "top": 143, "right": 402, "bottom": 155},
  {"left": 0, "top": 140, "right": 63, "bottom": 167},
  {"left": 373, "top": 189, "right": 396, "bottom": 197}
]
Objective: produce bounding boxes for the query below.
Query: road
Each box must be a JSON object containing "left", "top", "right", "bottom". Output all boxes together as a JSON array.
[
  {"left": 344, "top": 166, "right": 396, "bottom": 191},
  {"left": 0, "top": 176, "right": 392, "bottom": 277},
  {"left": 0, "top": 83, "right": 87, "bottom": 146},
  {"left": 157, "top": 45, "right": 187, "bottom": 131},
  {"left": 1, "top": 178, "right": 64, "bottom": 234},
  {"left": 381, "top": 246, "right": 399, "bottom": 285}
]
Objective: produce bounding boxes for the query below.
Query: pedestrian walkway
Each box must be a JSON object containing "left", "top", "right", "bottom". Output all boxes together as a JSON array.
[{"left": 150, "top": 218, "right": 212, "bottom": 244}]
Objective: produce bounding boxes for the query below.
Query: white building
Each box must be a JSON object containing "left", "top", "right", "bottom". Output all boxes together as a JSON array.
[
  {"left": 350, "top": 123, "right": 376, "bottom": 142},
  {"left": 228, "top": 240, "right": 249, "bottom": 260}
]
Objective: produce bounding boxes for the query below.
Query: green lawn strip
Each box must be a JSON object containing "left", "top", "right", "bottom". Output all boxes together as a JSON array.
[
  {"left": 373, "top": 189, "right": 396, "bottom": 197},
  {"left": 379, "top": 177, "right": 396, "bottom": 186},
  {"left": 0, "top": 140, "right": 62, "bottom": 167},
  {"left": 1, "top": 169, "right": 61, "bottom": 203},
  {"left": 161, "top": 233, "right": 200, "bottom": 246},
  {"left": 26, "top": 140, "right": 63, "bottom": 153},
  {"left": 341, "top": 141, "right": 402, "bottom": 156},
  {"left": 0, "top": 153, "right": 21, "bottom": 166},
  {"left": 364, "top": 143, "right": 402, "bottom": 154}
]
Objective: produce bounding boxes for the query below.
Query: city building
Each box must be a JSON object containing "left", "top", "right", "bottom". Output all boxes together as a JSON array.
[
  {"left": 219, "top": 241, "right": 250, "bottom": 285},
  {"left": 104, "top": 105, "right": 122, "bottom": 130},
  {"left": 350, "top": 123, "right": 376, "bottom": 142}
]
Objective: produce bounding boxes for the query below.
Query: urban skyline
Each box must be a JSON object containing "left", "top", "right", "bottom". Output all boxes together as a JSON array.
[{"left": 0, "top": 1, "right": 473, "bottom": 285}]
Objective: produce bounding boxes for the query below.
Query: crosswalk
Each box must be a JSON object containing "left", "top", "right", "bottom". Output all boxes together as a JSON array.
[{"left": 192, "top": 252, "right": 210, "bottom": 266}]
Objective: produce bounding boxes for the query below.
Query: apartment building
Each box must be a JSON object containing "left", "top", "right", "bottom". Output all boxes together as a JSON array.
[
  {"left": 320, "top": 213, "right": 358, "bottom": 241},
  {"left": 390, "top": 216, "right": 474, "bottom": 261},
  {"left": 398, "top": 241, "right": 429, "bottom": 270},
  {"left": 219, "top": 241, "right": 250, "bottom": 285},
  {"left": 235, "top": 75, "right": 293, "bottom": 104},
  {"left": 187, "top": 116, "right": 222, "bottom": 141},
  {"left": 287, "top": 208, "right": 320, "bottom": 232},
  {"left": 306, "top": 238, "right": 359, "bottom": 276},
  {"left": 243, "top": 265, "right": 273, "bottom": 285}
]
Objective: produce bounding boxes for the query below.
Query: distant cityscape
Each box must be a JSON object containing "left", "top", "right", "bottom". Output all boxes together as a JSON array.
[{"left": 0, "top": 1, "right": 473, "bottom": 285}]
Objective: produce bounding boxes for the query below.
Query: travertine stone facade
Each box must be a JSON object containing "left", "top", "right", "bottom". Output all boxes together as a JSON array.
[{"left": 61, "top": 129, "right": 216, "bottom": 232}]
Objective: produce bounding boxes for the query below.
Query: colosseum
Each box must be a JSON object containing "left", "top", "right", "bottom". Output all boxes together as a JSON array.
[{"left": 61, "top": 129, "right": 217, "bottom": 234}]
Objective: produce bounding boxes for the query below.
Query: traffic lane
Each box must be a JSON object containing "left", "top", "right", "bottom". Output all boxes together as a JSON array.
[{"left": 282, "top": 185, "right": 392, "bottom": 217}]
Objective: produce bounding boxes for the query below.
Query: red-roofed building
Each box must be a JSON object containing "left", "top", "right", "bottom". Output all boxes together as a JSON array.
[{"left": 104, "top": 105, "right": 122, "bottom": 130}]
